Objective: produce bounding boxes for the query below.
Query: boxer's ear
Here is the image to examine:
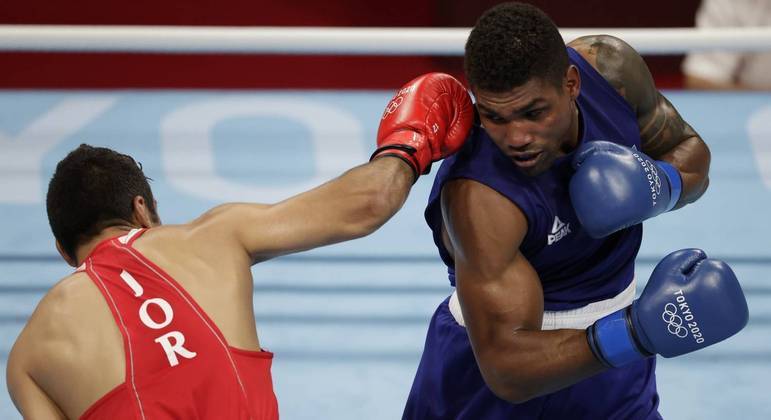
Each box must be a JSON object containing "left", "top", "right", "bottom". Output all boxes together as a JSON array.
[
  {"left": 132, "top": 195, "right": 161, "bottom": 227},
  {"left": 565, "top": 65, "right": 580, "bottom": 100},
  {"left": 55, "top": 240, "right": 77, "bottom": 267}
]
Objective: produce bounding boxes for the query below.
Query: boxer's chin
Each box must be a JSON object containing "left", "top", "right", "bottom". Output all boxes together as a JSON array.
[{"left": 512, "top": 152, "right": 553, "bottom": 176}]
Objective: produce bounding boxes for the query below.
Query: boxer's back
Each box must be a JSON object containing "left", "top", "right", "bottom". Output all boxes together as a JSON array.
[{"left": 12, "top": 225, "right": 277, "bottom": 419}]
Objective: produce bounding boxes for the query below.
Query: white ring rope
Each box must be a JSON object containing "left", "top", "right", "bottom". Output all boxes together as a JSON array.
[{"left": 0, "top": 25, "right": 770, "bottom": 55}]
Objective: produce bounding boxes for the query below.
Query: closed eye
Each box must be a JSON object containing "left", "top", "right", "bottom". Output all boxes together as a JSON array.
[
  {"left": 525, "top": 108, "right": 546, "bottom": 119},
  {"left": 481, "top": 114, "right": 506, "bottom": 124}
]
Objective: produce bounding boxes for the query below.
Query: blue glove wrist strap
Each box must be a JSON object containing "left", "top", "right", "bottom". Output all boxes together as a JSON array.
[
  {"left": 656, "top": 161, "right": 682, "bottom": 212},
  {"left": 590, "top": 308, "right": 648, "bottom": 368}
]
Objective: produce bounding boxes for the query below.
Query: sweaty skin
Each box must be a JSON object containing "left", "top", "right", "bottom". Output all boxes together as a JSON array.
[
  {"left": 7, "top": 158, "right": 413, "bottom": 419},
  {"left": 569, "top": 35, "right": 710, "bottom": 208},
  {"left": 440, "top": 35, "right": 711, "bottom": 402}
]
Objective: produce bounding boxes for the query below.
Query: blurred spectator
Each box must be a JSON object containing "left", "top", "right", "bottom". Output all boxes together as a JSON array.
[{"left": 682, "top": 0, "right": 771, "bottom": 90}]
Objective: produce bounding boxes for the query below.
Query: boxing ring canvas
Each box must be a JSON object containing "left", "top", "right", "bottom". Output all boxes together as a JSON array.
[{"left": 0, "top": 90, "right": 769, "bottom": 419}]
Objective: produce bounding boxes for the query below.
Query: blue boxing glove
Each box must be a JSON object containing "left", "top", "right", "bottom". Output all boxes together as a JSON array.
[
  {"left": 570, "top": 141, "right": 683, "bottom": 238},
  {"left": 586, "top": 249, "right": 749, "bottom": 368}
]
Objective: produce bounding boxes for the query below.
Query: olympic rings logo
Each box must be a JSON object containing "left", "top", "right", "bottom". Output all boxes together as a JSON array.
[
  {"left": 661, "top": 303, "right": 688, "bottom": 338},
  {"left": 382, "top": 96, "right": 404, "bottom": 120},
  {"left": 382, "top": 84, "right": 416, "bottom": 120}
]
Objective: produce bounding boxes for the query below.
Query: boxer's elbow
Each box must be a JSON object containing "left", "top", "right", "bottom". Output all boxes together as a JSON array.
[
  {"left": 675, "top": 136, "right": 711, "bottom": 207},
  {"left": 479, "top": 362, "right": 541, "bottom": 404},
  {"left": 476, "top": 343, "right": 543, "bottom": 404},
  {"left": 695, "top": 175, "right": 709, "bottom": 200},
  {"left": 689, "top": 138, "right": 710, "bottom": 200},
  {"left": 677, "top": 168, "right": 710, "bottom": 208}
]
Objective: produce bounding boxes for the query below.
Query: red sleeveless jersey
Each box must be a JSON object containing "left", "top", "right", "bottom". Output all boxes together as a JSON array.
[{"left": 78, "top": 229, "right": 279, "bottom": 420}]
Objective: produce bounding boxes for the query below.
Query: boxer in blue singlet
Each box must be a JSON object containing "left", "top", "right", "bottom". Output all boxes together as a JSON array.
[{"left": 403, "top": 3, "right": 748, "bottom": 419}]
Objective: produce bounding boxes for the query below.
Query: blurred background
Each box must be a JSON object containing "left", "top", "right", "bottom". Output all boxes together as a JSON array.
[
  {"left": 2, "top": 0, "right": 702, "bottom": 89},
  {"left": 1, "top": 0, "right": 770, "bottom": 419}
]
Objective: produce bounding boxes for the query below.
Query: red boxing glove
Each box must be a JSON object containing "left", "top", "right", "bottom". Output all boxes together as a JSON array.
[{"left": 371, "top": 72, "right": 474, "bottom": 182}]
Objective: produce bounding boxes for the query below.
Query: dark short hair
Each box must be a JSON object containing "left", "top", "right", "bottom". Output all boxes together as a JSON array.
[
  {"left": 464, "top": 2, "right": 569, "bottom": 92},
  {"left": 46, "top": 144, "right": 158, "bottom": 260}
]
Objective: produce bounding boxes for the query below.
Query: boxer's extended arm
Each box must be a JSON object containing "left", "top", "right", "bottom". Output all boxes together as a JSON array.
[
  {"left": 188, "top": 73, "right": 473, "bottom": 263},
  {"left": 193, "top": 157, "right": 414, "bottom": 262},
  {"left": 442, "top": 179, "right": 605, "bottom": 403},
  {"left": 568, "top": 35, "right": 710, "bottom": 208}
]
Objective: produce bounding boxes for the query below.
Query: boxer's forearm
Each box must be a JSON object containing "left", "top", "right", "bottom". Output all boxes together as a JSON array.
[
  {"left": 273, "top": 155, "right": 414, "bottom": 246},
  {"left": 471, "top": 323, "right": 606, "bottom": 403},
  {"left": 455, "top": 255, "right": 608, "bottom": 403},
  {"left": 334, "top": 156, "right": 415, "bottom": 237},
  {"left": 207, "top": 156, "right": 414, "bottom": 261}
]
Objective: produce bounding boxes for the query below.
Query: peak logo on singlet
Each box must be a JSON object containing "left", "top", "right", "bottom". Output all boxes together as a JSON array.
[{"left": 547, "top": 216, "right": 572, "bottom": 245}]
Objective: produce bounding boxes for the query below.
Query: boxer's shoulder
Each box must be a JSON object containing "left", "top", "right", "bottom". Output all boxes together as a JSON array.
[
  {"left": 27, "top": 271, "right": 114, "bottom": 352},
  {"left": 567, "top": 35, "right": 654, "bottom": 109}
]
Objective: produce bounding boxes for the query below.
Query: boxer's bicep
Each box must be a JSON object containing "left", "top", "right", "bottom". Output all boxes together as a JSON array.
[
  {"left": 443, "top": 180, "right": 543, "bottom": 331},
  {"left": 442, "top": 180, "right": 544, "bottom": 392},
  {"left": 569, "top": 34, "right": 710, "bottom": 206},
  {"left": 608, "top": 42, "right": 702, "bottom": 160},
  {"left": 569, "top": 35, "right": 698, "bottom": 158},
  {"left": 603, "top": 39, "right": 711, "bottom": 204},
  {"left": 7, "top": 336, "right": 67, "bottom": 419}
]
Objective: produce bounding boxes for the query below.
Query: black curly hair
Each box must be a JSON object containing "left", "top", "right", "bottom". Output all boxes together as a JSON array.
[
  {"left": 46, "top": 144, "right": 158, "bottom": 260},
  {"left": 464, "top": 2, "right": 569, "bottom": 92}
]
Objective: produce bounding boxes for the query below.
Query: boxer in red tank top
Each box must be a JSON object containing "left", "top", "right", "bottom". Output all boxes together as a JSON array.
[
  {"left": 79, "top": 228, "right": 278, "bottom": 420},
  {"left": 6, "top": 73, "right": 474, "bottom": 419}
]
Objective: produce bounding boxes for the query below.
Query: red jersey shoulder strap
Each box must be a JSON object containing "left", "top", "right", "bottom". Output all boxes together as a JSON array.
[
  {"left": 117, "top": 228, "right": 146, "bottom": 246},
  {"left": 84, "top": 257, "right": 147, "bottom": 419}
]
